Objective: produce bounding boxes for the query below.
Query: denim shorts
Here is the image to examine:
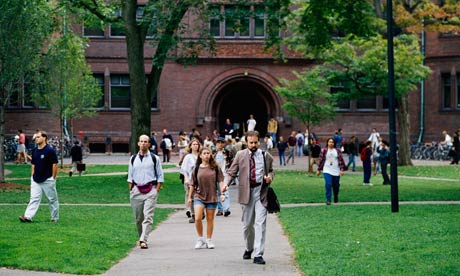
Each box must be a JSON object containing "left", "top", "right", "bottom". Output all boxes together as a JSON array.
[{"left": 193, "top": 199, "right": 218, "bottom": 209}]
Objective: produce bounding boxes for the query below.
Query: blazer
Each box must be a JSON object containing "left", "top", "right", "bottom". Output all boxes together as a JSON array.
[{"left": 224, "top": 149, "right": 275, "bottom": 206}]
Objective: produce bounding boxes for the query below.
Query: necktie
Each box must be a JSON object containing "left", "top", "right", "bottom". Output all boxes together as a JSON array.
[{"left": 250, "top": 153, "right": 256, "bottom": 184}]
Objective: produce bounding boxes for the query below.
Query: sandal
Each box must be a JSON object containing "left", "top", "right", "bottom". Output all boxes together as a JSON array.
[{"left": 139, "top": 241, "right": 148, "bottom": 249}]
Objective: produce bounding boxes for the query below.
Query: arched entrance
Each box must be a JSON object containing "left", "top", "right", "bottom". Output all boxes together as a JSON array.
[{"left": 214, "top": 79, "right": 277, "bottom": 138}]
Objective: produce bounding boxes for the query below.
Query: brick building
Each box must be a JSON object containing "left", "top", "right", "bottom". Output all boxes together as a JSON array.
[{"left": 5, "top": 6, "right": 460, "bottom": 153}]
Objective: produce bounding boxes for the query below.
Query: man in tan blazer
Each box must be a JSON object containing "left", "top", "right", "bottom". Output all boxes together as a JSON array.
[{"left": 223, "top": 131, "right": 275, "bottom": 265}]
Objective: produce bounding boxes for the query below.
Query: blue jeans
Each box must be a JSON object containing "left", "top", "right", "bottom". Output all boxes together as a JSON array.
[
  {"left": 346, "top": 154, "right": 356, "bottom": 171},
  {"left": 363, "top": 161, "right": 372, "bottom": 183},
  {"left": 278, "top": 151, "right": 286, "bottom": 165},
  {"left": 217, "top": 190, "right": 230, "bottom": 212},
  {"left": 323, "top": 173, "right": 340, "bottom": 203},
  {"left": 268, "top": 132, "right": 276, "bottom": 144}
]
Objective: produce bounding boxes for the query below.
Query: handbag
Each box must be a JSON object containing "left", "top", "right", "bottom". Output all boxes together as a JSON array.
[
  {"left": 262, "top": 151, "right": 281, "bottom": 213},
  {"left": 77, "top": 163, "right": 86, "bottom": 171},
  {"left": 266, "top": 186, "right": 280, "bottom": 213}
]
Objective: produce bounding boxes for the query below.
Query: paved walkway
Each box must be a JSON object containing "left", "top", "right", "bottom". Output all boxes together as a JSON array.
[{"left": 1, "top": 154, "right": 456, "bottom": 276}]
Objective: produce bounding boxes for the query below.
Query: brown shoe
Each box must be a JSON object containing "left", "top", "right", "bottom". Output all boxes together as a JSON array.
[{"left": 19, "top": 216, "right": 32, "bottom": 223}]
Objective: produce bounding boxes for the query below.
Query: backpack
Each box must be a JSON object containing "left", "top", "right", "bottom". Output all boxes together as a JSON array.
[
  {"left": 297, "top": 136, "right": 304, "bottom": 146},
  {"left": 360, "top": 148, "right": 368, "bottom": 161},
  {"left": 130, "top": 152, "right": 158, "bottom": 179}
]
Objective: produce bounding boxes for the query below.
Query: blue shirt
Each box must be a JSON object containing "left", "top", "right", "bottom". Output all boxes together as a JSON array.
[{"left": 32, "top": 144, "right": 58, "bottom": 183}]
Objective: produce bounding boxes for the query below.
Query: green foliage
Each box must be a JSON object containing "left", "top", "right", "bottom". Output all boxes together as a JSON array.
[
  {"left": 322, "top": 35, "right": 431, "bottom": 100},
  {"left": 0, "top": 0, "right": 53, "bottom": 105},
  {"left": 32, "top": 17, "right": 102, "bottom": 121},
  {"left": 275, "top": 68, "right": 336, "bottom": 129},
  {"left": 280, "top": 205, "right": 460, "bottom": 276}
]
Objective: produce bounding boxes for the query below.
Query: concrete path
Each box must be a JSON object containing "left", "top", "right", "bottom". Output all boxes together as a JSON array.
[{"left": 1, "top": 186, "right": 301, "bottom": 276}]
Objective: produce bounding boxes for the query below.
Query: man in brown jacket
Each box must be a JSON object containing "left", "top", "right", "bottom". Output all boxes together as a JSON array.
[{"left": 223, "top": 131, "right": 275, "bottom": 265}]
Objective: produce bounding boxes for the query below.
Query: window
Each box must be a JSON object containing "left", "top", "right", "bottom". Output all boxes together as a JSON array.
[
  {"left": 110, "top": 10, "right": 125, "bottom": 37},
  {"left": 254, "top": 6, "right": 266, "bottom": 38},
  {"left": 94, "top": 74, "right": 105, "bottom": 108},
  {"left": 330, "top": 85, "right": 351, "bottom": 110},
  {"left": 7, "top": 89, "right": 19, "bottom": 108},
  {"left": 442, "top": 73, "right": 451, "bottom": 109},
  {"left": 357, "top": 95, "right": 377, "bottom": 110},
  {"left": 457, "top": 74, "right": 460, "bottom": 109},
  {"left": 110, "top": 75, "right": 130, "bottom": 109},
  {"left": 83, "top": 21, "right": 105, "bottom": 37},
  {"left": 209, "top": 7, "right": 221, "bottom": 37},
  {"left": 211, "top": 5, "right": 266, "bottom": 39},
  {"left": 224, "top": 6, "right": 236, "bottom": 37}
]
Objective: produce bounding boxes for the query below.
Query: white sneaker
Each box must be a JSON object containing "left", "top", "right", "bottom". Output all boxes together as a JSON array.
[
  {"left": 194, "top": 238, "right": 207, "bottom": 249},
  {"left": 206, "top": 239, "right": 215, "bottom": 249}
]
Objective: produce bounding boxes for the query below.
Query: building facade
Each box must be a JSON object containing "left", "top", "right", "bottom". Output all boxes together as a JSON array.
[{"left": 5, "top": 5, "right": 460, "bottom": 153}]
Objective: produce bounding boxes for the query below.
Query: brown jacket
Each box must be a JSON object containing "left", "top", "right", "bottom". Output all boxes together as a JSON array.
[{"left": 224, "top": 149, "right": 275, "bottom": 206}]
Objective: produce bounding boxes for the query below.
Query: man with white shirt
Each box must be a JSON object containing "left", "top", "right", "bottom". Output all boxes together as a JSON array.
[{"left": 128, "top": 135, "right": 164, "bottom": 249}]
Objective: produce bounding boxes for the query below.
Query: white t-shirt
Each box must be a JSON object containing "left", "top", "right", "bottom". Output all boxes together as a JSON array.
[
  {"left": 444, "top": 134, "right": 453, "bottom": 146},
  {"left": 323, "top": 148, "right": 340, "bottom": 176},
  {"left": 247, "top": 119, "right": 256, "bottom": 131}
]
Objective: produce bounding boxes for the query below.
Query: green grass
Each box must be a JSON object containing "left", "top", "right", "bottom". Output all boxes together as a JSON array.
[
  {"left": 5, "top": 163, "right": 177, "bottom": 179},
  {"left": 272, "top": 170, "right": 460, "bottom": 204},
  {"left": 0, "top": 205, "right": 174, "bottom": 274},
  {"left": 1, "top": 173, "right": 185, "bottom": 204},
  {"left": 398, "top": 165, "right": 460, "bottom": 179},
  {"left": 279, "top": 204, "right": 460, "bottom": 276}
]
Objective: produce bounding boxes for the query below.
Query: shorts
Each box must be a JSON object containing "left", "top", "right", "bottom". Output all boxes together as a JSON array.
[
  {"left": 17, "top": 144, "right": 26, "bottom": 153},
  {"left": 193, "top": 199, "right": 217, "bottom": 209}
]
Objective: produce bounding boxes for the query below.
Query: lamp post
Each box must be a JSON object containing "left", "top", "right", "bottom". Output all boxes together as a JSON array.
[{"left": 387, "top": 0, "right": 399, "bottom": 212}]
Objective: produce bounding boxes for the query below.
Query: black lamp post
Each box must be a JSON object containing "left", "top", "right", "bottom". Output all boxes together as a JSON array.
[{"left": 387, "top": 0, "right": 399, "bottom": 212}]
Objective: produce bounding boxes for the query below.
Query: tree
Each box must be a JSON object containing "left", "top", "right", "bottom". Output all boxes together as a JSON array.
[
  {"left": 0, "top": 0, "right": 53, "bottom": 182},
  {"left": 270, "top": 0, "right": 458, "bottom": 165},
  {"left": 32, "top": 16, "right": 102, "bottom": 167},
  {"left": 321, "top": 35, "right": 431, "bottom": 165},
  {"left": 275, "top": 68, "right": 337, "bottom": 170},
  {"left": 68, "top": 0, "right": 217, "bottom": 153}
]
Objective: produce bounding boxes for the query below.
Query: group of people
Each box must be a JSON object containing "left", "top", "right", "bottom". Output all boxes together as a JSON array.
[{"left": 133, "top": 131, "right": 274, "bottom": 265}]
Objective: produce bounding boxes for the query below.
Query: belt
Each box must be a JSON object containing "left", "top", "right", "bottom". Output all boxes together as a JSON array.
[{"left": 250, "top": 182, "right": 262, "bottom": 188}]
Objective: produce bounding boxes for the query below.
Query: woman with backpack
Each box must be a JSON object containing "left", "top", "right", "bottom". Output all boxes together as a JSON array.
[
  {"left": 316, "top": 138, "right": 346, "bottom": 205},
  {"left": 377, "top": 140, "right": 391, "bottom": 185},
  {"left": 187, "top": 147, "right": 226, "bottom": 249}
]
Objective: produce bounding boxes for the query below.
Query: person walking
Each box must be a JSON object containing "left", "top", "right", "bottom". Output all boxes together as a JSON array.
[
  {"left": 223, "top": 130, "right": 275, "bottom": 265},
  {"left": 19, "top": 130, "right": 59, "bottom": 223},
  {"left": 451, "top": 128, "right": 459, "bottom": 165},
  {"left": 127, "top": 135, "right": 164, "bottom": 249},
  {"left": 361, "top": 140, "right": 373, "bottom": 186},
  {"left": 286, "top": 131, "right": 297, "bottom": 165},
  {"left": 247, "top": 114, "right": 257, "bottom": 132},
  {"left": 213, "top": 137, "right": 231, "bottom": 217},
  {"left": 69, "top": 141, "right": 83, "bottom": 177},
  {"left": 187, "top": 147, "right": 226, "bottom": 249},
  {"left": 316, "top": 138, "right": 346, "bottom": 205},
  {"left": 378, "top": 140, "right": 391, "bottom": 185},
  {"left": 345, "top": 136, "right": 358, "bottom": 172},
  {"left": 276, "top": 136, "right": 288, "bottom": 166},
  {"left": 180, "top": 138, "right": 202, "bottom": 223},
  {"left": 267, "top": 118, "right": 278, "bottom": 143}
]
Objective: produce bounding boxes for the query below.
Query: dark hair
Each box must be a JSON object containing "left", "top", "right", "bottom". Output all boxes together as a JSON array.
[
  {"left": 196, "top": 147, "right": 217, "bottom": 170},
  {"left": 326, "top": 138, "right": 336, "bottom": 148}
]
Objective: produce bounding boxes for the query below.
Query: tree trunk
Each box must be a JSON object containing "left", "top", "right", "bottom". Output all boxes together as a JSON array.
[
  {"left": 397, "top": 94, "right": 413, "bottom": 166},
  {"left": 124, "top": 1, "right": 150, "bottom": 154}
]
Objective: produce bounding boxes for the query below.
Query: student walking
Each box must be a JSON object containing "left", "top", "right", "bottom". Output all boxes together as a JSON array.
[
  {"left": 188, "top": 147, "right": 226, "bottom": 249},
  {"left": 276, "top": 136, "right": 288, "bottom": 166},
  {"left": 316, "top": 138, "right": 346, "bottom": 205},
  {"left": 361, "top": 140, "right": 373, "bottom": 186},
  {"left": 180, "top": 138, "right": 202, "bottom": 223},
  {"left": 127, "top": 135, "right": 164, "bottom": 249},
  {"left": 19, "top": 130, "right": 59, "bottom": 223},
  {"left": 223, "top": 131, "right": 275, "bottom": 265}
]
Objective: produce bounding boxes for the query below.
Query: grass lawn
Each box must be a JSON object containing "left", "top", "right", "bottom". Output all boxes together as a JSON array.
[
  {"left": 272, "top": 170, "right": 460, "bottom": 204},
  {"left": 279, "top": 204, "right": 460, "bottom": 276},
  {"left": 1, "top": 164, "right": 458, "bottom": 274},
  {"left": 0, "top": 205, "right": 174, "bottom": 274}
]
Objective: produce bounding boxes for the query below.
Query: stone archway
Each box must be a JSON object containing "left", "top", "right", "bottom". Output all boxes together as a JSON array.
[{"left": 196, "top": 67, "right": 284, "bottom": 138}]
